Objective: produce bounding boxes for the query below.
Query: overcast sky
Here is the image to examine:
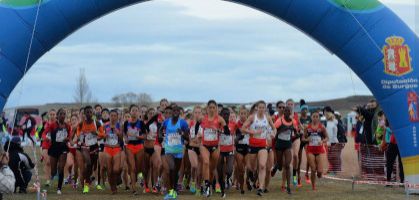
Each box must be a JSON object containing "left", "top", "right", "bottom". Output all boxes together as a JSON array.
[{"left": 4, "top": 0, "right": 419, "bottom": 108}]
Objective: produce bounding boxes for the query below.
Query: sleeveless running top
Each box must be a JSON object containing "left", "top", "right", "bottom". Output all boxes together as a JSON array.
[
  {"left": 201, "top": 115, "right": 220, "bottom": 147},
  {"left": 249, "top": 114, "right": 270, "bottom": 148},
  {"left": 220, "top": 121, "right": 237, "bottom": 152},
  {"left": 163, "top": 118, "right": 189, "bottom": 154},
  {"left": 104, "top": 122, "right": 121, "bottom": 147}
]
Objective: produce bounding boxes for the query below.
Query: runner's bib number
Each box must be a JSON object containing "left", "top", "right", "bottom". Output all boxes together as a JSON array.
[
  {"left": 238, "top": 134, "right": 249, "bottom": 145},
  {"left": 55, "top": 129, "right": 68, "bottom": 143},
  {"left": 277, "top": 129, "right": 291, "bottom": 141},
  {"left": 106, "top": 133, "right": 119, "bottom": 146},
  {"left": 167, "top": 133, "right": 181, "bottom": 146},
  {"left": 220, "top": 134, "right": 233, "bottom": 146},
  {"left": 127, "top": 127, "right": 139, "bottom": 141},
  {"left": 147, "top": 124, "right": 158, "bottom": 140},
  {"left": 85, "top": 133, "right": 98, "bottom": 146},
  {"left": 254, "top": 129, "right": 268, "bottom": 139},
  {"left": 204, "top": 128, "right": 218, "bottom": 141},
  {"left": 309, "top": 134, "right": 322, "bottom": 146}
]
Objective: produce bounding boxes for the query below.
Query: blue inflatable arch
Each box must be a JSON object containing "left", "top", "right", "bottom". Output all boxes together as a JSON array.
[{"left": 0, "top": 0, "right": 418, "bottom": 187}]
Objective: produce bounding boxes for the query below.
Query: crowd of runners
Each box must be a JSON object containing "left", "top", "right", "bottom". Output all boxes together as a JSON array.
[{"left": 0, "top": 98, "right": 404, "bottom": 200}]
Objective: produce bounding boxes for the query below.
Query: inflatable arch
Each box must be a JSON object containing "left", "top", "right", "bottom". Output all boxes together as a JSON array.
[{"left": 0, "top": 0, "right": 418, "bottom": 188}]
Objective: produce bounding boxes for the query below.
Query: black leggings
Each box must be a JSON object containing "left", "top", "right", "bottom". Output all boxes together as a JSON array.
[
  {"left": 386, "top": 143, "right": 404, "bottom": 183},
  {"left": 165, "top": 154, "right": 182, "bottom": 190},
  {"left": 50, "top": 153, "right": 67, "bottom": 190}
]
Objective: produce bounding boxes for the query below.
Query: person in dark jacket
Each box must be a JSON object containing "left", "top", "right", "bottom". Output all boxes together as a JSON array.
[
  {"left": 4, "top": 137, "right": 34, "bottom": 193},
  {"left": 21, "top": 113, "right": 36, "bottom": 146}
]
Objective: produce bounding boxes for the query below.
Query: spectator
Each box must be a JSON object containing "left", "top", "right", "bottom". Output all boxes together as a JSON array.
[
  {"left": 0, "top": 143, "right": 15, "bottom": 200},
  {"left": 21, "top": 112, "right": 36, "bottom": 146},
  {"left": 4, "top": 137, "right": 34, "bottom": 193},
  {"left": 376, "top": 112, "right": 405, "bottom": 186},
  {"left": 355, "top": 99, "right": 381, "bottom": 145}
]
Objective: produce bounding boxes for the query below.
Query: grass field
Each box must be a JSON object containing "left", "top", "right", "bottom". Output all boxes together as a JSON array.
[{"left": 3, "top": 136, "right": 418, "bottom": 200}]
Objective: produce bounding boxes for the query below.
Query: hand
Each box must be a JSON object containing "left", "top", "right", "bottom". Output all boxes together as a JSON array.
[{"left": 1, "top": 153, "right": 9, "bottom": 166}]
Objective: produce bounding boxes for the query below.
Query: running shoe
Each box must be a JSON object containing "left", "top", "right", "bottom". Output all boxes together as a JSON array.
[
  {"left": 204, "top": 185, "right": 211, "bottom": 197},
  {"left": 270, "top": 165, "right": 278, "bottom": 177},
  {"left": 164, "top": 189, "right": 177, "bottom": 200},
  {"left": 183, "top": 177, "right": 188, "bottom": 189},
  {"left": 215, "top": 183, "right": 221, "bottom": 193},
  {"left": 195, "top": 188, "right": 201, "bottom": 196},
  {"left": 57, "top": 190, "right": 62, "bottom": 195},
  {"left": 297, "top": 177, "right": 303, "bottom": 187},
  {"left": 83, "top": 185, "right": 89, "bottom": 194},
  {"left": 176, "top": 183, "right": 183, "bottom": 192},
  {"left": 305, "top": 174, "right": 311, "bottom": 184},
  {"left": 246, "top": 180, "right": 253, "bottom": 191},
  {"left": 256, "top": 189, "right": 263, "bottom": 196},
  {"left": 293, "top": 176, "right": 298, "bottom": 186},
  {"left": 287, "top": 187, "right": 291, "bottom": 195},
  {"left": 281, "top": 186, "right": 286, "bottom": 193},
  {"left": 45, "top": 180, "right": 50, "bottom": 187},
  {"left": 152, "top": 186, "right": 158, "bottom": 194},
  {"left": 72, "top": 183, "right": 77, "bottom": 189},
  {"left": 138, "top": 173, "right": 144, "bottom": 187},
  {"left": 144, "top": 186, "right": 151, "bottom": 193},
  {"left": 190, "top": 182, "right": 196, "bottom": 194},
  {"left": 96, "top": 184, "right": 104, "bottom": 190},
  {"left": 221, "top": 192, "right": 226, "bottom": 198}
]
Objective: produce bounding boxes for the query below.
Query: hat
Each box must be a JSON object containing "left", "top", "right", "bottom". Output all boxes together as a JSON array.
[{"left": 334, "top": 111, "right": 341, "bottom": 116}]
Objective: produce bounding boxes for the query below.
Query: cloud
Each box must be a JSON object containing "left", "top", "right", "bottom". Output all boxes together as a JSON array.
[
  {"left": 160, "top": 0, "right": 266, "bottom": 20},
  {"left": 5, "top": 0, "right": 383, "bottom": 108},
  {"left": 381, "top": 0, "right": 418, "bottom": 6}
]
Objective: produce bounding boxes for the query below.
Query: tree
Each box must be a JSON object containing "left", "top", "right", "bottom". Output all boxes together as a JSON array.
[
  {"left": 138, "top": 93, "right": 152, "bottom": 106},
  {"left": 73, "top": 68, "right": 94, "bottom": 107},
  {"left": 111, "top": 92, "right": 153, "bottom": 108}
]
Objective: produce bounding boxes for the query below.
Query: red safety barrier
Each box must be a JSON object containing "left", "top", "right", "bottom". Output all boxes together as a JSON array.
[
  {"left": 327, "top": 143, "right": 345, "bottom": 173},
  {"left": 359, "top": 144, "right": 397, "bottom": 181}
]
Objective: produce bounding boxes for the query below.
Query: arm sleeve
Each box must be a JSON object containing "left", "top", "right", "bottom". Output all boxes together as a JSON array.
[{"left": 0, "top": 166, "right": 15, "bottom": 194}]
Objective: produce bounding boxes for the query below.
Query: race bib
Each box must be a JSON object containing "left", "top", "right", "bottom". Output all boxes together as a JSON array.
[
  {"left": 167, "top": 133, "right": 181, "bottom": 146},
  {"left": 147, "top": 124, "right": 158, "bottom": 140},
  {"left": 220, "top": 134, "right": 233, "bottom": 146},
  {"left": 106, "top": 133, "right": 119, "bottom": 146},
  {"left": 55, "top": 129, "right": 68, "bottom": 143},
  {"left": 127, "top": 127, "right": 139, "bottom": 141},
  {"left": 277, "top": 129, "right": 291, "bottom": 141},
  {"left": 204, "top": 128, "right": 218, "bottom": 141},
  {"left": 85, "top": 133, "right": 98, "bottom": 146},
  {"left": 238, "top": 134, "right": 249, "bottom": 145},
  {"left": 254, "top": 129, "right": 268, "bottom": 139},
  {"left": 190, "top": 127, "right": 196, "bottom": 139},
  {"left": 309, "top": 134, "right": 322, "bottom": 146}
]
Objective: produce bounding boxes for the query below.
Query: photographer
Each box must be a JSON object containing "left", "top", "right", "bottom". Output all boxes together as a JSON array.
[
  {"left": 0, "top": 144, "right": 15, "bottom": 200},
  {"left": 4, "top": 137, "right": 34, "bottom": 193},
  {"left": 354, "top": 99, "right": 381, "bottom": 145}
]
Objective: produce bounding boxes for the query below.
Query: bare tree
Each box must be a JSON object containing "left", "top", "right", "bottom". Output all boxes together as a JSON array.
[
  {"left": 111, "top": 92, "right": 153, "bottom": 108},
  {"left": 73, "top": 68, "right": 93, "bottom": 107},
  {"left": 138, "top": 93, "right": 152, "bottom": 106}
]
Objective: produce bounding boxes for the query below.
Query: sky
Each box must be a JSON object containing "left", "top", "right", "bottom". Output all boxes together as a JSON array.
[{"left": 4, "top": 0, "right": 419, "bottom": 108}]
